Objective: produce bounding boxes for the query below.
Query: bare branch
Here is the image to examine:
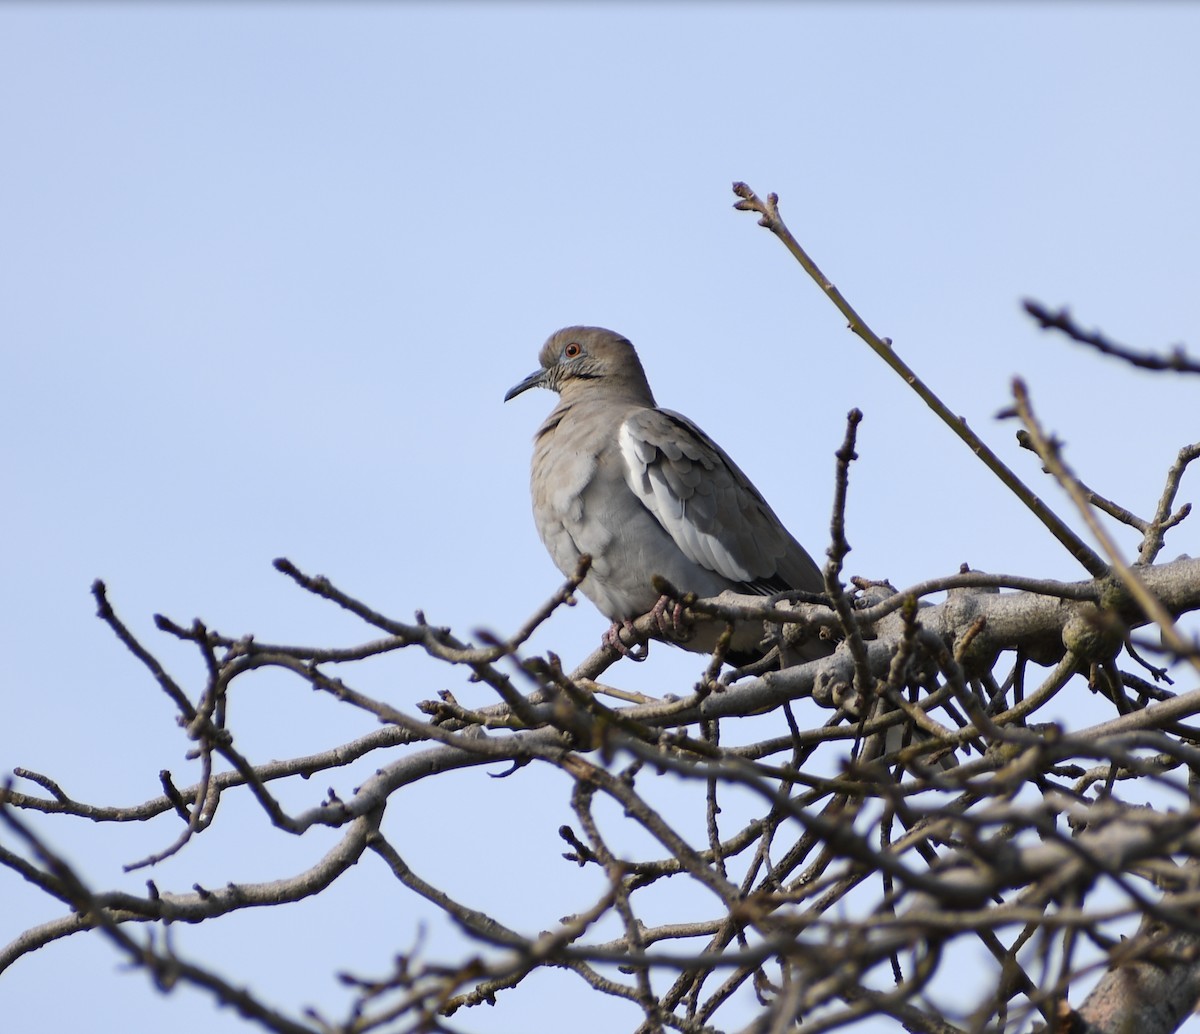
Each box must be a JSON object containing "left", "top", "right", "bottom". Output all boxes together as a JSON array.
[
  {"left": 1011, "top": 378, "right": 1200, "bottom": 679},
  {"left": 732, "top": 181, "right": 1108, "bottom": 579},
  {"left": 1023, "top": 299, "right": 1200, "bottom": 375}
]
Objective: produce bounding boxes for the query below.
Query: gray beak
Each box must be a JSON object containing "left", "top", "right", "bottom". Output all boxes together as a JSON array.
[{"left": 504, "top": 369, "right": 546, "bottom": 402}]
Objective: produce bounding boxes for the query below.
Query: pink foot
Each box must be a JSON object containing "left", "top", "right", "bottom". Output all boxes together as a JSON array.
[
  {"left": 603, "top": 619, "right": 649, "bottom": 661},
  {"left": 651, "top": 594, "right": 692, "bottom": 643}
]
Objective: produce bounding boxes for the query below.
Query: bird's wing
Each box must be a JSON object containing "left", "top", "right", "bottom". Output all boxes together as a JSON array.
[{"left": 618, "top": 407, "right": 821, "bottom": 594}]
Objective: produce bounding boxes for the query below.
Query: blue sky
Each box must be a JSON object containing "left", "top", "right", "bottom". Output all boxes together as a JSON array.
[{"left": 3, "top": 4, "right": 1200, "bottom": 1032}]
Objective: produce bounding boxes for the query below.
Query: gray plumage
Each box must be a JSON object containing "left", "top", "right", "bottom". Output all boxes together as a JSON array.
[{"left": 506, "top": 326, "right": 824, "bottom": 659}]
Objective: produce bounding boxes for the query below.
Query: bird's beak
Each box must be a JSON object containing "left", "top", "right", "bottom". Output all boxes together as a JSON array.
[{"left": 504, "top": 369, "right": 546, "bottom": 402}]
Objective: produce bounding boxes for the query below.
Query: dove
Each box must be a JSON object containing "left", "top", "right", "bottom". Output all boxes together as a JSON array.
[{"left": 506, "top": 326, "right": 825, "bottom": 662}]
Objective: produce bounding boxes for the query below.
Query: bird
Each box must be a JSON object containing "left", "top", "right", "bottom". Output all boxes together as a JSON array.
[{"left": 505, "top": 326, "right": 827, "bottom": 664}]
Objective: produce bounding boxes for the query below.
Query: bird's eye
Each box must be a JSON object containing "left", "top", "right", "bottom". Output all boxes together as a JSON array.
[{"left": 564, "top": 342, "right": 582, "bottom": 358}]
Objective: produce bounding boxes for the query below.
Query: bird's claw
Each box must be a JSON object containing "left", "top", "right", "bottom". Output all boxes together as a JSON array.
[
  {"left": 603, "top": 620, "right": 649, "bottom": 661},
  {"left": 651, "top": 594, "right": 692, "bottom": 643}
]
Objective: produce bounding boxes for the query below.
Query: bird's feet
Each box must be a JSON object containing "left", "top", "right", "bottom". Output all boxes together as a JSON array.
[
  {"left": 603, "top": 619, "right": 649, "bottom": 661},
  {"left": 651, "top": 594, "right": 692, "bottom": 644},
  {"left": 603, "top": 597, "right": 692, "bottom": 661}
]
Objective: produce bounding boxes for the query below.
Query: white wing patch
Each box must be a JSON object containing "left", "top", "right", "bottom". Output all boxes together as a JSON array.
[{"left": 618, "top": 420, "right": 754, "bottom": 583}]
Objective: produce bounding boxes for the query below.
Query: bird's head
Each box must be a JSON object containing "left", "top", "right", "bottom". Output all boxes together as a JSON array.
[{"left": 504, "top": 326, "right": 655, "bottom": 404}]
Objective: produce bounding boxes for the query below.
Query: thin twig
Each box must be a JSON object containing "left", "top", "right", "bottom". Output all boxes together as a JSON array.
[
  {"left": 732, "top": 181, "right": 1108, "bottom": 578},
  {"left": 1023, "top": 300, "right": 1200, "bottom": 375},
  {"left": 1011, "top": 379, "right": 1200, "bottom": 679}
]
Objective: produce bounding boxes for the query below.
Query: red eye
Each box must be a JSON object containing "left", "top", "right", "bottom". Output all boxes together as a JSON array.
[{"left": 564, "top": 342, "right": 582, "bottom": 358}]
